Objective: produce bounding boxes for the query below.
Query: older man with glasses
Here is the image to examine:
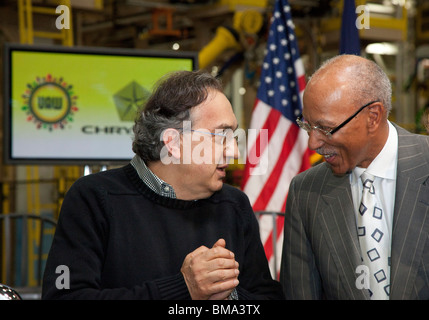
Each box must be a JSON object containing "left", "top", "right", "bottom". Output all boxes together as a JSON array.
[{"left": 280, "top": 54, "right": 429, "bottom": 300}]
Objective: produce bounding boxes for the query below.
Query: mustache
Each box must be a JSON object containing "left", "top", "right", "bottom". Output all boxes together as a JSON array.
[{"left": 315, "top": 148, "right": 336, "bottom": 155}]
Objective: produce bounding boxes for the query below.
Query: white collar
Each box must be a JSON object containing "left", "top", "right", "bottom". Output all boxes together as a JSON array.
[{"left": 351, "top": 121, "right": 398, "bottom": 185}]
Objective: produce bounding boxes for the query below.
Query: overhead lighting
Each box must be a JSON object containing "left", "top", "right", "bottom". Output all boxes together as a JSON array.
[
  {"left": 367, "top": 3, "right": 395, "bottom": 14},
  {"left": 365, "top": 42, "right": 398, "bottom": 55}
]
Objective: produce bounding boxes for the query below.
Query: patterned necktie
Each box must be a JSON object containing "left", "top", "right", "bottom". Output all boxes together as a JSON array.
[{"left": 357, "top": 171, "right": 390, "bottom": 299}]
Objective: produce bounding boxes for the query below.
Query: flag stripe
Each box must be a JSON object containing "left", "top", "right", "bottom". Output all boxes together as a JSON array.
[
  {"left": 264, "top": 214, "right": 285, "bottom": 277},
  {"left": 260, "top": 134, "right": 310, "bottom": 268},
  {"left": 249, "top": 108, "right": 280, "bottom": 171},
  {"left": 266, "top": 129, "right": 309, "bottom": 211},
  {"left": 297, "top": 74, "right": 306, "bottom": 95},
  {"left": 252, "top": 122, "right": 299, "bottom": 211},
  {"left": 243, "top": 111, "right": 289, "bottom": 206},
  {"left": 241, "top": 102, "right": 279, "bottom": 187}
]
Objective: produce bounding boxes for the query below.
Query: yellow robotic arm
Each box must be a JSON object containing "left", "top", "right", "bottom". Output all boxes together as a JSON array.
[{"left": 198, "top": 9, "right": 263, "bottom": 69}]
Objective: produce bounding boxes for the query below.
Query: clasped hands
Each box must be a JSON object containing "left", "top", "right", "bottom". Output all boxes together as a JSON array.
[{"left": 181, "top": 238, "right": 239, "bottom": 300}]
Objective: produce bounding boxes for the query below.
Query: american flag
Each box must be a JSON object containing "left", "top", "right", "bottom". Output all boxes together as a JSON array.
[{"left": 241, "top": 0, "right": 312, "bottom": 278}]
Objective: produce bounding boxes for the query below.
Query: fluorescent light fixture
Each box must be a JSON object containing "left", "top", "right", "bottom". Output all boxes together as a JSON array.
[{"left": 365, "top": 42, "right": 398, "bottom": 55}]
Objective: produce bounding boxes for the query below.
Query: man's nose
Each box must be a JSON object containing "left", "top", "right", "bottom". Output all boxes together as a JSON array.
[{"left": 307, "top": 130, "right": 325, "bottom": 151}]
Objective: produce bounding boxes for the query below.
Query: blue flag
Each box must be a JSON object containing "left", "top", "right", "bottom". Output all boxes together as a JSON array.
[{"left": 340, "top": 0, "right": 360, "bottom": 55}]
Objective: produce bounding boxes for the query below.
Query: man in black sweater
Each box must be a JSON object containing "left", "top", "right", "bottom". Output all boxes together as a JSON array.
[{"left": 42, "top": 70, "right": 284, "bottom": 300}]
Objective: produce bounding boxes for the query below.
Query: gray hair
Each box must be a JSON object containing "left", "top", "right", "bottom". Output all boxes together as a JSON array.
[
  {"left": 132, "top": 70, "right": 223, "bottom": 163},
  {"left": 309, "top": 54, "right": 392, "bottom": 114}
]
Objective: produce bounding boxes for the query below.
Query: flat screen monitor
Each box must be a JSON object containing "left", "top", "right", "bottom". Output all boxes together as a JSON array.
[{"left": 3, "top": 43, "right": 198, "bottom": 165}]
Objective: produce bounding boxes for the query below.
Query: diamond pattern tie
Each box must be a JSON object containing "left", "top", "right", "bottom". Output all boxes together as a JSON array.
[{"left": 357, "top": 171, "right": 390, "bottom": 299}]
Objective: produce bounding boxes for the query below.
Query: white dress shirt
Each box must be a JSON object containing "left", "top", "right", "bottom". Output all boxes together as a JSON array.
[{"left": 350, "top": 121, "right": 398, "bottom": 253}]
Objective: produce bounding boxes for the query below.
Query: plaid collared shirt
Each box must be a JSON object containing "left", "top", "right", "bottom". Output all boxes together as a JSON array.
[{"left": 130, "top": 155, "right": 176, "bottom": 198}]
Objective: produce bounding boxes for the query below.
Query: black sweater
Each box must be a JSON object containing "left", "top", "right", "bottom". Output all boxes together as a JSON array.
[{"left": 42, "top": 164, "right": 284, "bottom": 299}]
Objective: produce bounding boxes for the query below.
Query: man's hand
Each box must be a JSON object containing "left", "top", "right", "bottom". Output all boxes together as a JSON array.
[{"left": 181, "top": 238, "right": 239, "bottom": 300}]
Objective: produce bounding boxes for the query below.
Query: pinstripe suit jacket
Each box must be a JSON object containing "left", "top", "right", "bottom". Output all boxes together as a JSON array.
[{"left": 280, "top": 124, "right": 429, "bottom": 299}]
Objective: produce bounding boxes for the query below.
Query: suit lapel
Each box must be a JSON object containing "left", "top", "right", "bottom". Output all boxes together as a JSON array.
[
  {"left": 390, "top": 125, "right": 429, "bottom": 300},
  {"left": 318, "top": 171, "right": 370, "bottom": 299}
]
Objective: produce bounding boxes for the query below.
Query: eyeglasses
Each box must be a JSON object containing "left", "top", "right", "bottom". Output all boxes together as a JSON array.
[
  {"left": 296, "top": 100, "right": 379, "bottom": 138},
  {"left": 190, "top": 129, "right": 239, "bottom": 145}
]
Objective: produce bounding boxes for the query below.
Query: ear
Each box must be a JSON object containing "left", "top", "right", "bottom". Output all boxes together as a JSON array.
[
  {"left": 367, "top": 102, "right": 385, "bottom": 133},
  {"left": 161, "top": 128, "right": 181, "bottom": 160}
]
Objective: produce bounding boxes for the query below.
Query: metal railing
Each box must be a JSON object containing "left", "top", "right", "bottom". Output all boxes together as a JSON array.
[{"left": 1, "top": 213, "right": 57, "bottom": 288}]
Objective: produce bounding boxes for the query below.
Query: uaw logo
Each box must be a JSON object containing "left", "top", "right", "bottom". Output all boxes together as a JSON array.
[{"left": 22, "top": 74, "right": 78, "bottom": 130}]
